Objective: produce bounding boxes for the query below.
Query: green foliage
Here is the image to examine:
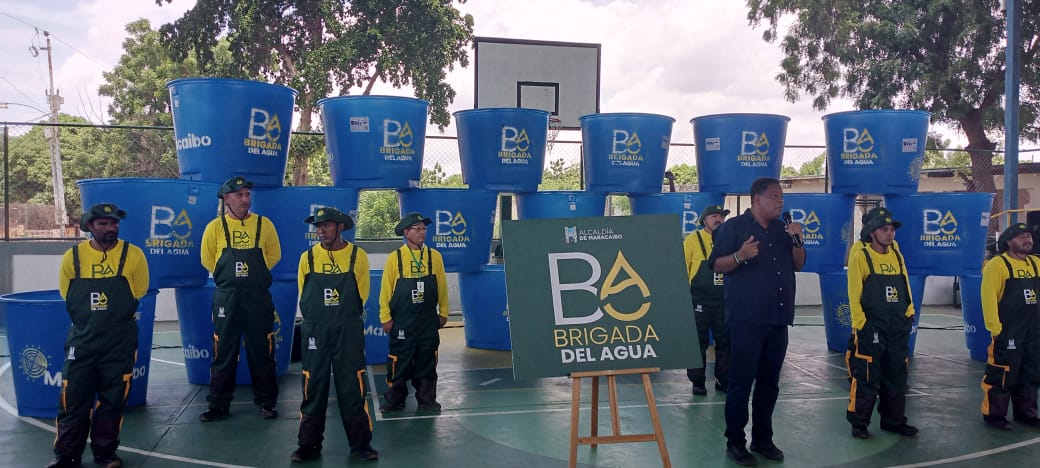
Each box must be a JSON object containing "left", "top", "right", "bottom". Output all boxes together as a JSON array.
[
  {"left": 667, "top": 163, "right": 698, "bottom": 185},
  {"left": 780, "top": 165, "right": 798, "bottom": 178},
  {"left": 797, "top": 152, "right": 826, "bottom": 176},
  {"left": 421, "top": 163, "right": 465, "bottom": 188},
  {"left": 539, "top": 158, "right": 582, "bottom": 190},
  {"left": 356, "top": 190, "right": 400, "bottom": 239},
  {"left": 155, "top": 0, "right": 474, "bottom": 128},
  {"left": 747, "top": 0, "right": 1040, "bottom": 193}
]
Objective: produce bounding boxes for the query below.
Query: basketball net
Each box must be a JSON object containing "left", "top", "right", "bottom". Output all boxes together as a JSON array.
[{"left": 547, "top": 116, "right": 563, "bottom": 153}]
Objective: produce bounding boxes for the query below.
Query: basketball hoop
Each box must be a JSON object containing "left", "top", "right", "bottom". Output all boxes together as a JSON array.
[{"left": 547, "top": 116, "right": 563, "bottom": 153}]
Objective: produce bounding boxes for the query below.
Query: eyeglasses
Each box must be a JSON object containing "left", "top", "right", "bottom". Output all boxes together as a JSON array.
[{"left": 407, "top": 225, "right": 428, "bottom": 232}]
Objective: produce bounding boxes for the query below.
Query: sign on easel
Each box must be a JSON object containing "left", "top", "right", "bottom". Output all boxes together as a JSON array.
[{"left": 502, "top": 214, "right": 700, "bottom": 379}]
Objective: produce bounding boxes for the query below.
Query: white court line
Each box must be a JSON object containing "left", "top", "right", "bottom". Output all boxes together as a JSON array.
[
  {"left": 151, "top": 358, "right": 185, "bottom": 367},
  {"left": 480, "top": 378, "right": 502, "bottom": 386},
  {"left": 367, "top": 364, "right": 384, "bottom": 421},
  {"left": 0, "top": 363, "right": 254, "bottom": 468},
  {"left": 887, "top": 436, "right": 1040, "bottom": 468}
]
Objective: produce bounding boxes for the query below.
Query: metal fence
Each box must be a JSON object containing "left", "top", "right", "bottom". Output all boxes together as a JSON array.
[{"left": 1, "top": 121, "right": 1030, "bottom": 240}]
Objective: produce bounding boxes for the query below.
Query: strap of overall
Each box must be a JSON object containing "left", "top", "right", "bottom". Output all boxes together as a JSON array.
[
  {"left": 427, "top": 245, "right": 433, "bottom": 273},
  {"left": 72, "top": 243, "right": 81, "bottom": 279},
  {"left": 695, "top": 230, "right": 709, "bottom": 258},
  {"left": 1000, "top": 254, "right": 1039, "bottom": 277},
  {"left": 115, "top": 241, "right": 129, "bottom": 276},
  {"left": 396, "top": 248, "right": 404, "bottom": 277},
  {"left": 861, "top": 247, "right": 876, "bottom": 275},
  {"left": 307, "top": 248, "right": 314, "bottom": 274},
  {"left": 254, "top": 215, "right": 263, "bottom": 248},
  {"left": 349, "top": 243, "right": 358, "bottom": 272},
  {"left": 861, "top": 245, "right": 905, "bottom": 277}
]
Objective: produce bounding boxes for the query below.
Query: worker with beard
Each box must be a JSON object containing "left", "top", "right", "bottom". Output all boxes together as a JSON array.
[
  {"left": 291, "top": 207, "right": 378, "bottom": 462},
  {"left": 198, "top": 176, "right": 282, "bottom": 422},
  {"left": 48, "top": 204, "right": 149, "bottom": 468},
  {"left": 980, "top": 223, "right": 1040, "bottom": 430},
  {"left": 683, "top": 204, "right": 731, "bottom": 396},
  {"left": 845, "top": 207, "right": 917, "bottom": 439}
]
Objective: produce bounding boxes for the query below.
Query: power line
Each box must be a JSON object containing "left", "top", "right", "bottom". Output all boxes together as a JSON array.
[{"left": 0, "top": 11, "right": 107, "bottom": 69}]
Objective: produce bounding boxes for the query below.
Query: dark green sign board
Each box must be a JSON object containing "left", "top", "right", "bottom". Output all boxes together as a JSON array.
[{"left": 502, "top": 214, "right": 700, "bottom": 379}]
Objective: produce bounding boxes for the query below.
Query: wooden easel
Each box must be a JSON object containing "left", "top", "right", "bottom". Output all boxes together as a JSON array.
[{"left": 568, "top": 367, "right": 670, "bottom": 468}]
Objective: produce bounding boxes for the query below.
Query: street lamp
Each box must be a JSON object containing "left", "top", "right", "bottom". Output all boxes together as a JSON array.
[{"left": 0, "top": 101, "right": 51, "bottom": 116}]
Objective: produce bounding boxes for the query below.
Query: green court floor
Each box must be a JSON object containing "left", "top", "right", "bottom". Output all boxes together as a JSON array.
[{"left": 2, "top": 306, "right": 1040, "bottom": 467}]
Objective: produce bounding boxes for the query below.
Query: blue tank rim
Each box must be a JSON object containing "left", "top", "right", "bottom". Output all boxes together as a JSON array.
[
  {"left": 396, "top": 187, "right": 498, "bottom": 194},
  {"left": 453, "top": 108, "right": 551, "bottom": 118},
  {"left": 579, "top": 112, "right": 676, "bottom": 123},
  {"left": 690, "top": 113, "right": 791, "bottom": 124},
  {"left": 0, "top": 288, "right": 159, "bottom": 304},
  {"left": 317, "top": 95, "right": 430, "bottom": 107},
  {"left": 251, "top": 186, "right": 359, "bottom": 193},
  {"left": 77, "top": 178, "right": 221, "bottom": 186},
  {"left": 515, "top": 190, "right": 604, "bottom": 195},
  {"left": 166, "top": 77, "right": 299, "bottom": 97},
  {"left": 821, "top": 109, "right": 932, "bottom": 121},
  {"left": 884, "top": 192, "right": 993, "bottom": 200},
  {"left": 627, "top": 192, "right": 724, "bottom": 199},
  {"left": 460, "top": 263, "right": 505, "bottom": 275}
]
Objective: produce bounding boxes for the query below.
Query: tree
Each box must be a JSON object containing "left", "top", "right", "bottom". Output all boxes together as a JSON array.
[
  {"left": 539, "top": 158, "right": 581, "bottom": 191},
  {"left": 797, "top": 152, "right": 826, "bottom": 176},
  {"left": 747, "top": 0, "right": 1040, "bottom": 196},
  {"left": 356, "top": 190, "right": 399, "bottom": 239},
  {"left": 667, "top": 163, "right": 698, "bottom": 185},
  {"left": 156, "top": 0, "right": 475, "bottom": 185}
]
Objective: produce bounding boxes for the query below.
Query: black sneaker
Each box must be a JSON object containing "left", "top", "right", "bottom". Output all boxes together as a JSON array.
[
  {"left": 880, "top": 422, "right": 919, "bottom": 436},
  {"left": 198, "top": 407, "right": 230, "bottom": 422},
  {"left": 351, "top": 445, "right": 379, "bottom": 461},
  {"left": 380, "top": 400, "right": 405, "bottom": 413},
  {"left": 725, "top": 443, "right": 757, "bottom": 466},
  {"left": 259, "top": 406, "right": 278, "bottom": 419},
  {"left": 290, "top": 445, "right": 321, "bottom": 462},
  {"left": 691, "top": 383, "right": 708, "bottom": 396},
  {"left": 714, "top": 381, "right": 727, "bottom": 393},
  {"left": 986, "top": 417, "right": 1012, "bottom": 430},
  {"left": 750, "top": 441, "right": 784, "bottom": 461},
  {"left": 93, "top": 453, "right": 122, "bottom": 468},
  {"left": 1014, "top": 416, "right": 1040, "bottom": 427},
  {"left": 45, "top": 456, "right": 82, "bottom": 468},
  {"left": 417, "top": 401, "right": 442, "bottom": 411},
  {"left": 851, "top": 426, "right": 871, "bottom": 439}
]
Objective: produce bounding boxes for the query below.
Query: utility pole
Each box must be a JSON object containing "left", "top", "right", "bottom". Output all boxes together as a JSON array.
[{"left": 41, "top": 30, "right": 68, "bottom": 229}]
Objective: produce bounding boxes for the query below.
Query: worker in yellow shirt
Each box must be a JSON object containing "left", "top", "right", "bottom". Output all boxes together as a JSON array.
[
  {"left": 291, "top": 207, "right": 378, "bottom": 462},
  {"left": 845, "top": 207, "right": 917, "bottom": 439},
  {"left": 980, "top": 223, "right": 1040, "bottom": 430},
  {"left": 683, "top": 204, "right": 730, "bottom": 396},
  {"left": 379, "top": 212, "right": 449, "bottom": 412},
  {"left": 198, "top": 177, "right": 282, "bottom": 423},
  {"left": 49, "top": 203, "right": 149, "bottom": 468}
]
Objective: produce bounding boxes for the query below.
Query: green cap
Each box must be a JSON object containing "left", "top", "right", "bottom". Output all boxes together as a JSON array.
[
  {"left": 304, "top": 207, "right": 355, "bottom": 232},
  {"left": 700, "top": 205, "right": 730, "bottom": 225},
  {"left": 861, "top": 206, "right": 892, "bottom": 224},
  {"left": 80, "top": 203, "right": 127, "bottom": 231},
  {"left": 997, "top": 223, "right": 1032, "bottom": 253},
  {"left": 394, "top": 212, "right": 431, "bottom": 236},
  {"left": 859, "top": 210, "right": 902, "bottom": 242},
  {"left": 217, "top": 176, "right": 254, "bottom": 198}
]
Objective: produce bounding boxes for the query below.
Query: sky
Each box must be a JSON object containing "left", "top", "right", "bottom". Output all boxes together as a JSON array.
[{"left": 0, "top": 0, "right": 967, "bottom": 147}]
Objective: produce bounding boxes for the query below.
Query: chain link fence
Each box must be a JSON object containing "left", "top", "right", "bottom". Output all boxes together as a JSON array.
[{"left": 2, "top": 121, "right": 1030, "bottom": 240}]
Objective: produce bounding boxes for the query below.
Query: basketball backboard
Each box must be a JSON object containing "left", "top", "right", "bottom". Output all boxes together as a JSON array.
[{"left": 474, "top": 37, "right": 601, "bottom": 130}]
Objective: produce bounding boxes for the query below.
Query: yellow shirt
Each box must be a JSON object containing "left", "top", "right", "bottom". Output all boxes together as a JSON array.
[
  {"left": 200, "top": 213, "right": 281, "bottom": 273},
  {"left": 847, "top": 243, "right": 914, "bottom": 330},
  {"left": 379, "top": 244, "right": 450, "bottom": 323},
  {"left": 59, "top": 239, "right": 150, "bottom": 300},
  {"left": 297, "top": 242, "right": 371, "bottom": 304},
  {"left": 981, "top": 253, "right": 1040, "bottom": 336},
  {"left": 682, "top": 230, "right": 713, "bottom": 281}
]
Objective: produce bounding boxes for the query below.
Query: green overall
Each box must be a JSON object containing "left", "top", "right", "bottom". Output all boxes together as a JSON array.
[
  {"left": 207, "top": 215, "right": 278, "bottom": 410},
  {"left": 846, "top": 246, "right": 912, "bottom": 430},
  {"left": 384, "top": 247, "right": 441, "bottom": 407},
  {"left": 55, "top": 242, "right": 138, "bottom": 459},
  {"left": 297, "top": 246, "right": 372, "bottom": 450},
  {"left": 687, "top": 230, "right": 729, "bottom": 388},
  {"left": 982, "top": 256, "right": 1040, "bottom": 421}
]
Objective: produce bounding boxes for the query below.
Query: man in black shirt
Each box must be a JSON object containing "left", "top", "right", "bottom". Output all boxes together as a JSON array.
[{"left": 708, "top": 177, "right": 805, "bottom": 466}]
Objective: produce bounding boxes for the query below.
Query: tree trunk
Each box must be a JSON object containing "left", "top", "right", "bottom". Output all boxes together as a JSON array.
[{"left": 291, "top": 104, "right": 313, "bottom": 186}]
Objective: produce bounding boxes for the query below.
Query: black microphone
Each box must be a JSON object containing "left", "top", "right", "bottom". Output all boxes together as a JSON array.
[{"left": 782, "top": 211, "right": 804, "bottom": 247}]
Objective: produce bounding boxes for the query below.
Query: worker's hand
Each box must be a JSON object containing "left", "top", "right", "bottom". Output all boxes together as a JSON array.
[
  {"left": 382, "top": 320, "right": 393, "bottom": 334},
  {"left": 786, "top": 222, "right": 804, "bottom": 238},
  {"left": 438, "top": 316, "right": 448, "bottom": 328}
]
